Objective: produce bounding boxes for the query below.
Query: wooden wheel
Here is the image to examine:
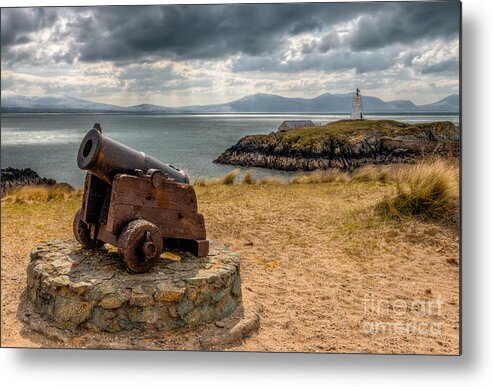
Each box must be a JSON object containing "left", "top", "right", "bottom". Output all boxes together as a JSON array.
[
  {"left": 73, "top": 208, "right": 104, "bottom": 249},
  {"left": 118, "top": 219, "right": 163, "bottom": 273}
]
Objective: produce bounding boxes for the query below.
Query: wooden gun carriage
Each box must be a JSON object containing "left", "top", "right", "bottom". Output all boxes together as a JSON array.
[{"left": 73, "top": 123, "right": 209, "bottom": 273}]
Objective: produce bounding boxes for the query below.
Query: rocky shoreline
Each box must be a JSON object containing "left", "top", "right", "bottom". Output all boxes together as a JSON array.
[
  {"left": 215, "top": 120, "right": 460, "bottom": 171},
  {"left": 1, "top": 167, "right": 71, "bottom": 193}
]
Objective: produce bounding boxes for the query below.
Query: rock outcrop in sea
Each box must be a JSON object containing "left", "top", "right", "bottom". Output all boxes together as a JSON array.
[
  {"left": 1, "top": 167, "right": 61, "bottom": 193},
  {"left": 214, "top": 120, "right": 459, "bottom": 171}
]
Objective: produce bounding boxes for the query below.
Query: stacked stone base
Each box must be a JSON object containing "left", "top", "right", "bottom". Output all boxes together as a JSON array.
[{"left": 26, "top": 240, "right": 242, "bottom": 333}]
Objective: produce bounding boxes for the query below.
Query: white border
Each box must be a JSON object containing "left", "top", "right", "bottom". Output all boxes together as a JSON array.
[{"left": 2, "top": 0, "right": 493, "bottom": 386}]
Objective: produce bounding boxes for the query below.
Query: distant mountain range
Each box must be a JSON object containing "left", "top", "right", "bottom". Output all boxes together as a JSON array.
[{"left": 0, "top": 90, "right": 459, "bottom": 114}]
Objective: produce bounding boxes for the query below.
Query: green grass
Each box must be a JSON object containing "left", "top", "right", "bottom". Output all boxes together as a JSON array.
[
  {"left": 275, "top": 119, "right": 455, "bottom": 148},
  {"left": 280, "top": 120, "right": 406, "bottom": 145}
]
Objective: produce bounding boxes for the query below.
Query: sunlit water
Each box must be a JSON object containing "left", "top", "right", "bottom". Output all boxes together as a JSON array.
[{"left": 1, "top": 113, "right": 460, "bottom": 188}]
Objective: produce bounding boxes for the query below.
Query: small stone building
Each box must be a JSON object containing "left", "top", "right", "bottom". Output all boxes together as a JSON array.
[{"left": 278, "top": 120, "right": 315, "bottom": 132}]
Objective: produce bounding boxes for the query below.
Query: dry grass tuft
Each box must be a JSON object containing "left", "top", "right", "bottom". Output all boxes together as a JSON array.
[
  {"left": 351, "top": 165, "right": 392, "bottom": 184},
  {"left": 291, "top": 169, "right": 349, "bottom": 184},
  {"left": 242, "top": 171, "right": 257, "bottom": 185},
  {"left": 377, "top": 160, "right": 459, "bottom": 221},
  {"left": 193, "top": 162, "right": 458, "bottom": 194},
  {"left": 218, "top": 169, "right": 240, "bottom": 185},
  {"left": 2, "top": 184, "right": 80, "bottom": 205},
  {"left": 193, "top": 178, "right": 209, "bottom": 187},
  {"left": 194, "top": 169, "right": 286, "bottom": 186},
  {"left": 193, "top": 169, "right": 241, "bottom": 186}
]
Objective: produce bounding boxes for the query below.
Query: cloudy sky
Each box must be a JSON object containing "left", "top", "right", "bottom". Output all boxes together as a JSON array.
[{"left": 1, "top": 1, "right": 460, "bottom": 107}]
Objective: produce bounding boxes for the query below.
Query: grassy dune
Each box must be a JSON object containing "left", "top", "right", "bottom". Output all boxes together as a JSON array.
[
  {"left": 193, "top": 159, "right": 459, "bottom": 222},
  {"left": 1, "top": 160, "right": 460, "bottom": 353}
]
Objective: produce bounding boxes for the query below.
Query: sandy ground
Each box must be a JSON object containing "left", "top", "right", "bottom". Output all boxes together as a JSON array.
[{"left": 1, "top": 181, "right": 460, "bottom": 354}]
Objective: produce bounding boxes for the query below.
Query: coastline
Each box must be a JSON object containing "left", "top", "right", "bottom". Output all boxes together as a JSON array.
[
  {"left": 1, "top": 167, "right": 73, "bottom": 194},
  {"left": 215, "top": 119, "right": 460, "bottom": 172}
]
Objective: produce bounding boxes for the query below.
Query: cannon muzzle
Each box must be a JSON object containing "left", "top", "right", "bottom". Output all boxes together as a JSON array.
[{"left": 77, "top": 123, "right": 189, "bottom": 185}]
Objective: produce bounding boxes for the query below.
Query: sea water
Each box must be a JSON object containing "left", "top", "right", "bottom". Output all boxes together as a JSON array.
[{"left": 0, "top": 113, "right": 460, "bottom": 188}]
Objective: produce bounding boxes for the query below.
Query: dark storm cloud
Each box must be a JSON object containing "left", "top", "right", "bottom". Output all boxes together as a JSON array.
[
  {"left": 403, "top": 51, "right": 420, "bottom": 67},
  {"left": 419, "top": 57, "right": 459, "bottom": 74},
  {"left": 70, "top": 3, "right": 374, "bottom": 63},
  {"left": 1, "top": 3, "right": 378, "bottom": 64},
  {"left": 0, "top": 8, "right": 57, "bottom": 47},
  {"left": 318, "top": 31, "right": 344, "bottom": 53},
  {"left": 232, "top": 49, "right": 398, "bottom": 74},
  {"left": 70, "top": 2, "right": 458, "bottom": 66},
  {"left": 1, "top": 2, "right": 460, "bottom": 66},
  {"left": 349, "top": 1, "right": 460, "bottom": 51},
  {"left": 0, "top": 2, "right": 460, "bottom": 104}
]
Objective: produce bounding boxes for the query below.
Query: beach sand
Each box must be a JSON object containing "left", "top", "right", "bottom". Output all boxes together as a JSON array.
[{"left": 1, "top": 179, "right": 460, "bottom": 354}]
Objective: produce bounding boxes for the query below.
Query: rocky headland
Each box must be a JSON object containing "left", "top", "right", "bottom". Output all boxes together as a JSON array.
[
  {"left": 214, "top": 120, "right": 459, "bottom": 171},
  {"left": 1, "top": 167, "right": 70, "bottom": 193}
]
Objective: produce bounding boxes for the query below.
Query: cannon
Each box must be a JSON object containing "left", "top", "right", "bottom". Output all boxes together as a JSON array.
[{"left": 73, "top": 123, "right": 209, "bottom": 273}]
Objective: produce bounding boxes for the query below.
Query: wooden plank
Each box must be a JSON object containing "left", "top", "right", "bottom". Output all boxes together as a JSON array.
[
  {"left": 110, "top": 175, "right": 198, "bottom": 213},
  {"left": 80, "top": 173, "right": 92, "bottom": 223},
  {"left": 81, "top": 173, "right": 110, "bottom": 224},
  {"left": 190, "top": 239, "right": 210, "bottom": 257},
  {"left": 96, "top": 226, "right": 118, "bottom": 246},
  {"left": 99, "top": 187, "right": 112, "bottom": 225},
  {"left": 106, "top": 203, "right": 207, "bottom": 240},
  {"left": 166, "top": 238, "right": 209, "bottom": 257}
]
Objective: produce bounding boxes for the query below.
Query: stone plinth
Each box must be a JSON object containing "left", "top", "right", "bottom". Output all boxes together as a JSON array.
[{"left": 26, "top": 240, "right": 242, "bottom": 333}]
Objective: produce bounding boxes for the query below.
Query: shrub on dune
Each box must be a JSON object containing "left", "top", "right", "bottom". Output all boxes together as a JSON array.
[{"left": 377, "top": 160, "right": 459, "bottom": 221}]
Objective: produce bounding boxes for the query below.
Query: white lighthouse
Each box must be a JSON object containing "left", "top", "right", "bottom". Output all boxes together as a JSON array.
[{"left": 351, "top": 88, "right": 364, "bottom": 120}]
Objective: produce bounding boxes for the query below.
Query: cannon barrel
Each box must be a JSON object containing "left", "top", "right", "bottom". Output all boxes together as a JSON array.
[{"left": 77, "top": 124, "right": 189, "bottom": 185}]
